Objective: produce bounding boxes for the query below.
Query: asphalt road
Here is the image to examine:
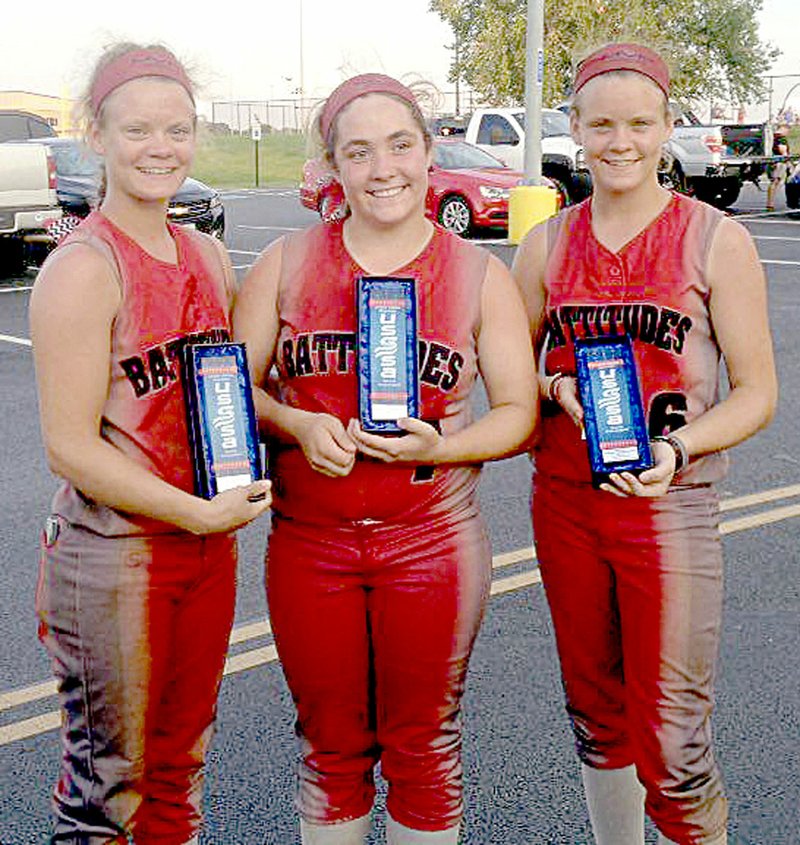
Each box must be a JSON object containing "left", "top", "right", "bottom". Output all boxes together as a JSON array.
[{"left": 0, "top": 184, "right": 798, "bottom": 844}]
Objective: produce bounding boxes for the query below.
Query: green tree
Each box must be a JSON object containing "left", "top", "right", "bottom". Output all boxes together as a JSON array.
[{"left": 430, "top": 0, "right": 778, "bottom": 108}]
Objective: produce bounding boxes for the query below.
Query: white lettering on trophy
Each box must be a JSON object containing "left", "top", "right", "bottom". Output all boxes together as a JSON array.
[
  {"left": 376, "top": 310, "right": 399, "bottom": 382},
  {"left": 597, "top": 367, "right": 624, "bottom": 426},
  {"left": 213, "top": 380, "right": 239, "bottom": 451}
]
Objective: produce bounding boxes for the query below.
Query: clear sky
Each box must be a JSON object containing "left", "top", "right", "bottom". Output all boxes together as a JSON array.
[{"left": 2, "top": 0, "right": 798, "bottom": 117}]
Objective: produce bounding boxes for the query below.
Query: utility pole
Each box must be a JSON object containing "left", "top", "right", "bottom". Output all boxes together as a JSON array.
[
  {"left": 455, "top": 35, "right": 461, "bottom": 116},
  {"left": 523, "top": 0, "right": 544, "bottom": 184},
  {"left": 508, "top": 0, "right": 557, "bottom": 244}
]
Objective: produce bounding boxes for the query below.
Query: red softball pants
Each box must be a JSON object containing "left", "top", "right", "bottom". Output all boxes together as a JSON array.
[
  {"left": 37, "top": 517, "right": 236, "bottom": 844},
  {"left": 533, "top": 476, "right": 727, "bottom": 844},
  {"left": 267, "top": 505, "right": 491, "bottom": 831}
]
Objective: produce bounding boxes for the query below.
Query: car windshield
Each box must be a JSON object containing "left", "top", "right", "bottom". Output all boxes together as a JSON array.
[
  {"left": 433, "top": 141, "right": 506, "bottom": 170},
  {"left": 49, "top": 143, "right": 101, "bottom": 178},
  {"left": 513, "top": 110, "right": 571, "bottom": 138}
]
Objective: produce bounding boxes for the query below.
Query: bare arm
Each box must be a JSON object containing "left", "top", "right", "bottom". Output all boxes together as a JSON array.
[
  {"left": 233, "top": 239, "right": 357, "bottom": 477},
  {"left": 606, "top": 216, "right": 777, "bottom": 497},
  {"left": 511, "top": 222, "right": 583, "bottom": 426},
  {"left": 348, "top": 255, "right": 537, "bottom": 464},
  {"left": 673, "top": 217, "right": 777, "bottom": 453},
  {"left": 30, "top": 246, "right": 270, "bottom": 533}
]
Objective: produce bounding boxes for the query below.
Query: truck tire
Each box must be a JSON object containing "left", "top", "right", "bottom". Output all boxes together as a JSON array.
[
  {"left": 0, "top": 238, "right": 27, "bottom": 278},
  {"left": 691, "top": 176, "right": 741, "bottom": 209},
  {"left": 542, "top": 163, "right": 579, "bottom": 205},
  {"left": 438, "top": 195, "right": 472, "bottom": 237}
]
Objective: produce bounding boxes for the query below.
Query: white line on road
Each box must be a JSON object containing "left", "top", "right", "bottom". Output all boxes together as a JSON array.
[
  {"left": 760, "top": 259, "right": 800, "bottom": 266},
  {"left": 0, "top": 285, "right": 33, "bottom": 294},
  {"left": 739, "top": 215, "right": 800, "bottom": 224},
  {"left": 0, "top": 333, "right": 31, "bottom": 347},
  {"left": 236, "top": 225, "right": 303, "bottom": 232}
]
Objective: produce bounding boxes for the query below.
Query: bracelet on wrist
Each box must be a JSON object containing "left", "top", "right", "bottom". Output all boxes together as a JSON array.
[
  {"left": 652, "top": 434, "right": 689, "bottom": 473},
  {"left": 547, "top": 372, "right": 568, "bottom": 403}
]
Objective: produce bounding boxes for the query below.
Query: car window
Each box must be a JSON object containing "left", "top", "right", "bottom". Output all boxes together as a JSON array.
[
  {"left": 0, "top": 113, "right": 29, "bottom": 142},
  {"left": 512, "top": 111, "right": 571, "bottom": 138},
  {"left": 433, "top": 141, "right": 506, "bottom": 170},
  {"left": 0, "top": 111, "right": 57, "bottom": 141},
  {"left": 28, "top": 117, "right": 56, "bottom": 138},
  {"left": 476, "top": 114, "right": 518, "bottom": 146}
]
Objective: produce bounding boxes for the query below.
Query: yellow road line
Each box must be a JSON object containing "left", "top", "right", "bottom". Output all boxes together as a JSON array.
[
  {"left": 718, "top": 484, "right": 800, "bottom": 512},
  {"left": 720, "top": 503, "right": 800, "bottom": 535},
  {"left": 0, "top": 711, "right": 60, "bottom": 746},
  {"left": 2, "top": 487, "right": 798, "bottom": 745}
]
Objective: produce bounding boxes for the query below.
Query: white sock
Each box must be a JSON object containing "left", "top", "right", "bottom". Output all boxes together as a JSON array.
[
  {"left": 581, "top": 763, "right": 645, "bottom": 845},
  {"left": 300, "top": 815, "right": 371, "bottom": 844},
  {"left": 385, "top": 814, "right": 460, "bottom": 844}
]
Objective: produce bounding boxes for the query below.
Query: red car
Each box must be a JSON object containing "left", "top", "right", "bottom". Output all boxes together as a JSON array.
[{"left": 299, "top": 137, "right": 561, "bottom": 236}]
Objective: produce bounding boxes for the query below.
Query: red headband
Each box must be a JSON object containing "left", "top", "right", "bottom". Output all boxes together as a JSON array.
[
  {"left": 574, "top": 43, "right": 670, "bottom": 96},
  {"left": 90, "top": 48, "right": 194, "bottom": 114},
  {"left": 319, "top": 73, "right": 418, "bottom": 144}
]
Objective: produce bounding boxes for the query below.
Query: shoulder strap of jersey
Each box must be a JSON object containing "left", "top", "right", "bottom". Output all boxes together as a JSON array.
[{"left": 60, "top": 230, "right": 124, "bottom": 292}]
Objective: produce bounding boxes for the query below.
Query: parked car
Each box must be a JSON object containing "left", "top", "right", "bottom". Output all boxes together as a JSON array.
[
  {"left": 0, "top": 110, "right": 57, "bottom": 142},
  {"left": 299, "top": 137, "right": 563, "bottom": 237},
  {"left": 27, "top": 137, "right": 225, "bottom": 239}
]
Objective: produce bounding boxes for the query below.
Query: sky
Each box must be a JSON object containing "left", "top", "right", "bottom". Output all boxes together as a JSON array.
[{"left": 2, "top": 0, "right": 799, "bottom": 119}]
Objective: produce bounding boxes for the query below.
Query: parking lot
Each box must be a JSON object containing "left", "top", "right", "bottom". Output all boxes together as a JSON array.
[{"left": 1, "top": 184, "right": 799, "bottom": 843}]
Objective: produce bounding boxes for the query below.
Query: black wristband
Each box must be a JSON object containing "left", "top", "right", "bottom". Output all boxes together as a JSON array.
[{"left": 652, "top": 434, "right": 688, "bottom": 472}]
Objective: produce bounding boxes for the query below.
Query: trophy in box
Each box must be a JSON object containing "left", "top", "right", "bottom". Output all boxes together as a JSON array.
[
  {"left": 574, "top": 335, "right": 652, "bottom": 488},
  {"left": 182, "top": 343, "right": 263, "bottom": 499},
  {"left": 357, "top": 277, "right": 419, "bottom": 434}
]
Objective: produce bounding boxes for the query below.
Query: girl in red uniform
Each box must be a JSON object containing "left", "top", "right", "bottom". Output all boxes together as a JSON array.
[
  {"left": 234, "top": 74, "right": 536, "bottom": 844},
  {"left": 30, "top": 43, "right": 271, "bottom": 844},
  {"left": 513, "top": 44, "right": 777, "bottom": 845}
]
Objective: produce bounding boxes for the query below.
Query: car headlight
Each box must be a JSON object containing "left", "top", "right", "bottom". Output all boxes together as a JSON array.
[
  {"left": 209, "top": 195, "right": 222, "bottom": 209},
  {"left": 479, "top": 186, "right": 510, "bottom": 200}
]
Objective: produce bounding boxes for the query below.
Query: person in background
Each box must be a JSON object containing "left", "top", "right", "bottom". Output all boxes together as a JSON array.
[
  {"left": 513, "top": 42, "right": 776, "bottom": 845},
  {"left": 234, "top": 73, "right": 536, "bottom": 844},
  {"left": 30, "top": 42, "right": 270, "bottom": 844},
  {"left": 766, "top": 122, "right": 790, "bottom": 211}
]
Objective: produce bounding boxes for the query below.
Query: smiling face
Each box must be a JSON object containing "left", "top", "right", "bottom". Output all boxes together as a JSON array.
[
  {"left": 331, "top": 93, "right": 432, "bottom": 230},
  {"left": 89, "top": 76, "right": 196, "bottom": 207},
  {"left": 571, "top": 71, "right": 672, "bottom": 197}
]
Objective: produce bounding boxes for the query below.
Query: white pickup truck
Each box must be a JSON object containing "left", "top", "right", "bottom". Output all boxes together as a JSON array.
[
  {"left": 464, "top": 107, "right": 592, "bottom": 203},
  {"left": 0, "top": 142, "right": 62, "bottom": 276},
  {"left": 465, "top": 104, "right": 785, "bottom": 209},
  {"left": 664, "top": 108, "right": 784, "bottom": 208}
]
